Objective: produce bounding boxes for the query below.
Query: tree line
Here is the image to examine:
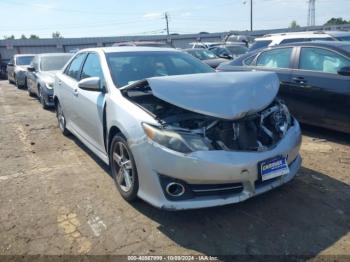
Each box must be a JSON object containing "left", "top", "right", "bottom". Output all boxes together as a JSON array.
[{"left": 3, "top": 31, "right": 63, "bottom": 40}]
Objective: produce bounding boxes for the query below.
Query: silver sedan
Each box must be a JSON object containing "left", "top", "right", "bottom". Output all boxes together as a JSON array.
[{"left": 53, "top": 47, "right": 301, "bottom": 210}]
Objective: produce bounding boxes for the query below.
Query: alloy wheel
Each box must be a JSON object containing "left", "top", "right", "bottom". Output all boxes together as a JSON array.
[
  {"left": 57, "top": 104, "right": 65, "bottom": 132},
  {"left": 112, "top": 142, "right": 134, "bottom": 192}
]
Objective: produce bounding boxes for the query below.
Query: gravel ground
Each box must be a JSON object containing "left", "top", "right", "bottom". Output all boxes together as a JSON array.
[{"left": 0, "top": 80, "right": 349, "bottom": 257}]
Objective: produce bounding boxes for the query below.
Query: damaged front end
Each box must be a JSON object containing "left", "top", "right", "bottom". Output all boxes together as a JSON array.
[{"left": 121, "top": 76, "right": 293, "bottom": 153}]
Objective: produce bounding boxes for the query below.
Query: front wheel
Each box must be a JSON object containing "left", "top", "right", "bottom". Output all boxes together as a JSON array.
[
  {"left": 56, "top": 101, "right": 70, "bottom": 136},
  {"left": 109, "top": 134, "right": 139, "bottom": 202}
]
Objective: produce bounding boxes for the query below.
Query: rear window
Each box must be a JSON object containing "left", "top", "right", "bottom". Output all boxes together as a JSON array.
[
  {"left": 280, "top": 38, "right": 307, "bottom": 44},
  {"left": 40, "top": 55, "right": 72, "bottom": 71},
  {"left": 16, "top": 56, "right": 34, "bottom": 65},
  {"left": 249, "top": 40, "right": 272, "bottom": 51}
]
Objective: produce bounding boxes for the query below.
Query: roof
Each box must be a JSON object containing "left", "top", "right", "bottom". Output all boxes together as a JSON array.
[
  {"left": 325, "top": 31, "right": 350, "bottom": 37},
  {"left": 14, "top": 54, "right": 34, "bottom": 57},
  {"left": 81, "top": 46, "right": 180, "bottom": 53},
  {"left": 279, "top": 40, "right": 350, "bottom": 48},
  {"left": 257, "top": 31, "right": 335, "bottom": 41},
  {"left": 36, "top": 53, "right": 73, "bottom": 57}
]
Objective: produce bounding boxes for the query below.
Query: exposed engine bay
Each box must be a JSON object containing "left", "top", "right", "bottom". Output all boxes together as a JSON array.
[{"left": 122, "top": 82, "right": 292, "bottom": 152}]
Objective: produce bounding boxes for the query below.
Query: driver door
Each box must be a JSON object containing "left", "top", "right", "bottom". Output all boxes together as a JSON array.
[{"left": 73, "top": 52, "right": 106, "bottom": 154}]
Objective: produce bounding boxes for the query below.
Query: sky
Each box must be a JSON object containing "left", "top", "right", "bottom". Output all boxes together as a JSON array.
[{"left": 1, "top": 0, "right": 350, "bottom": 39}]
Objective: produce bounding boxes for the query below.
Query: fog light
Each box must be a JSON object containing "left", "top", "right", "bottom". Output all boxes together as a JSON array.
[{"left": 165, "top": 182, "right": 185, "bottom": 197}]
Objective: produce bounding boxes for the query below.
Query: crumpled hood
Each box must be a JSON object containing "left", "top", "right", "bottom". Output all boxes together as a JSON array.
[{"left": 146, "top": 71, "right": 280, "bottom": 120}]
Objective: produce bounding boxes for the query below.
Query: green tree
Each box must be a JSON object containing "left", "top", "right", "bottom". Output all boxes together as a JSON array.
[
  {"left": 3, "top": 35, "right": 15, "bottom": 39},
  {"left": 20, "top": 34, "right": 27, "bottom": 39},
  {"left": 324, "top": 17, "right": 349, "bottom": 26},
  {"left": 29, "top": 34, "right": 40, "bottom": 39},
  {"left": 289, "top": 20, "right": 300, "bottom": 29},
  {"left": 52, "top": 31, "right": 63, "bottom": 38}
]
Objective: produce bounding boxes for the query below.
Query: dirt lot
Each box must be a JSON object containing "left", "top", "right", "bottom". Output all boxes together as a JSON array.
[{"left": 0, "top": 80, "right": 349, "bottom": 257}]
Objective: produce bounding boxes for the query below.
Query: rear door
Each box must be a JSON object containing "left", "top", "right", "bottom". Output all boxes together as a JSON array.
[
  {"left": 56, "top": 53, "right": 87, "bottom": 130},
  {"left": 290, "top": 46, "right": 350, "bottom": 132},
  {"left": 73, "top": 52, "right": 106, "bottom": 154}
]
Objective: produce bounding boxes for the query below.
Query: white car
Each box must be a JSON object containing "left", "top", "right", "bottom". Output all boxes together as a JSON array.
[
  {"left": 54, "top": 47, "right": 301, "bottom": 210},
  {"left": 250, "top": 31, "right": 350, "bottom": 51}
]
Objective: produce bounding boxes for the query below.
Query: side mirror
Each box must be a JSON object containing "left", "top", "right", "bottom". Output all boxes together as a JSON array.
[
  {"left": 7, "top": 63, "right": 14, "bottom": 67},
  {"left": 78, "top": 77, "right": 103, "bottom": 92},
  {"left": 337, "top": 66, "right": 350, "bottom": 76},
  {"left": 27, "top": 66, "right": 35, "bottom": 72}
]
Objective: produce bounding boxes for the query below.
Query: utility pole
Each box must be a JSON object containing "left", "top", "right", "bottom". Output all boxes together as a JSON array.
[
  {"left": 164, "top": 12, "right": 170, "bottom": 36},
  {"left": 307, "top": 0, "right": 316, "bottom": 26},
  {"left": 250, "top": 0, "right": 253, "bottom": 31}
]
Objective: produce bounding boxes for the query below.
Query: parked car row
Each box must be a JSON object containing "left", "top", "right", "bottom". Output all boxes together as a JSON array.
[{"left": 6, "top": 46, "right": 302, "bottom": 210}]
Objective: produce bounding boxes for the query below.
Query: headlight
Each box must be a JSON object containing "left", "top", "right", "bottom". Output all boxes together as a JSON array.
[
  {"left": 142, "top": 123, "right": 210, "bottom": 153},
  {"left": 46, "top": 81, "right": 54, "bottom": 89}
]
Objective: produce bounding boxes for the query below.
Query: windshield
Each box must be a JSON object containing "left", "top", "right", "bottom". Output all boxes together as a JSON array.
[
  {"left": 40, "top": 55, "right": 72, "bottom": 71},
  {"left": 226, "top": 45, "right": 248, "bottom": 55},
  {"left": 16, "top": 56, "right": 34, "bottom": 66},
  {"left": 336, "top": 36, "right": 350, "bottom": 41},
  {"left": 106, "top": 51, "right": 214, "bottom": 87},
  {"left": 187, "top": 49, "right": 217, "bottom": 60},
  {"left": 249, "top": 40, "right": 272, "bottom": 51}
]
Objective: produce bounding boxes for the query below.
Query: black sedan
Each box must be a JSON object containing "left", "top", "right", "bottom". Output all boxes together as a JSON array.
[
  {"left": 184, "top": 48, "right": 228, "bottom": 68},
  {"left": 217, "top": 41, "right": 350, "bottom": 134}
]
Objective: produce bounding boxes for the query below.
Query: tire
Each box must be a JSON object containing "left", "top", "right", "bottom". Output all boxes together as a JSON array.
[
  {"left": 15, "top": 76, "right": 22, "bottom": 89},
  {"left": 109, "top": 134, "right": 139, "bottom": 202},
  {"left": 28, "top": 86, "right": 35, "bottom": 97},
  {"left": 23, "top": 78, "right": 28, "bottom": 89},
  {"left": 56, "top": 101, "right": 70, "bottom": 136},
  {"left": 38, "top": 86, "right": 48, "bottom": 109}
]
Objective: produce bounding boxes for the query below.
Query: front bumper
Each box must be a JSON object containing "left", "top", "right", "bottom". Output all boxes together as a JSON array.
[
  {"left": 42, "top": 87, "right": 54, "bottom": 107},
  {"left": 131, "top": 120, "right": 302, "bottom": 210}
]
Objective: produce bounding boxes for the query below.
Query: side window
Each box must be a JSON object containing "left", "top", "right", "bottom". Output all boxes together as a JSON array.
[
  {"left": 256, "top": 48, "right": 293, "bottom": 69},
  {"left": 64, "top": 53, "right": 86, "bottom": 80},
  {"left": 243, "top": 55, "right": 257, "bottom": 65},
  {"left": 299, "top": 47, "right": 350, "bottom": 74},
  {"left": 80, "top": 53, "right": 103, "bottom": 80}
]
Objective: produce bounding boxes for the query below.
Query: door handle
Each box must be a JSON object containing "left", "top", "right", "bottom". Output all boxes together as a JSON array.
[
  {"left": 292, "top": 77, "right": 307, "bottom": 84},
  {"left": 73, "top": 89, "right": 78, "bottom": 97}
]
